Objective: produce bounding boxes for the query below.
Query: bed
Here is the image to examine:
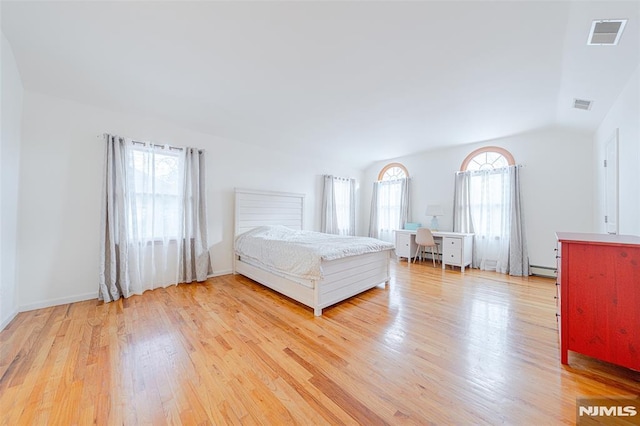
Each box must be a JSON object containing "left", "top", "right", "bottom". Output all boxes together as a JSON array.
[{"left": 233, "top": 188, "right": 394, "bottom": 316}]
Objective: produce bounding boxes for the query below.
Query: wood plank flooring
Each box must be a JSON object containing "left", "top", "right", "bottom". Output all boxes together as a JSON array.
[{"left": 1, "top": 260, "right": 639, "bottom": 425}]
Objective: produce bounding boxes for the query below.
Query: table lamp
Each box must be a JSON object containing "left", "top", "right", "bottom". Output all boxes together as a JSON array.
[{"left": 425, "top": 204, "right": 444, "bottom": 231}]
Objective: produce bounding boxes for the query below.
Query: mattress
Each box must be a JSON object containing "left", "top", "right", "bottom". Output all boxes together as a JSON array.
[{"left": 234, "top": 225, "right": 394, "bottom": 281}]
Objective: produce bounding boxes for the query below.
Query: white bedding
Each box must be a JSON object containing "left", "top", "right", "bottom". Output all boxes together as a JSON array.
[{"left": 234, "top": 225, "right": 394, "bottom": 280}]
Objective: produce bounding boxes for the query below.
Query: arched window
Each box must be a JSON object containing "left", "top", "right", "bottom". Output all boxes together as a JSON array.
[
  {"left": 455, "top": 146, "right": 527, "bottom": 275},
  {"left": 460, "top": 146, "right": 515, "bottom": 171},
  {"left": 370, "top": 163, "right": 410, "bottom": 243},
  {"left": 378, "top": 163, "right": 409, "bottom": 181}
]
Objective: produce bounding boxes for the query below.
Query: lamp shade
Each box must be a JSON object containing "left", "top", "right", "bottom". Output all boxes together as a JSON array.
[{"left": 425, "top": 204, "right": 444, "bottom": 217}]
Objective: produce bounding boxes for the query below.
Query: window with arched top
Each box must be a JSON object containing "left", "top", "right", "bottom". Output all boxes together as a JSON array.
[
  {"left": 370, "top": 163, "right": 410, "bottom": 243},
  {"left": 460, "top": 146, "right": 515, "bottom": 171},
  {"left": 378, "top": 163, "right": 409, "bottom": 181},
  {"left": 455, "top": 146, "right": 527, "bottom": 275}
]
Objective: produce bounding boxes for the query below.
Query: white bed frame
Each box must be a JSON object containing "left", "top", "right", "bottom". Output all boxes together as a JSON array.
[{"left": 233, "top": 188, "right": 392, "bottom": 316}]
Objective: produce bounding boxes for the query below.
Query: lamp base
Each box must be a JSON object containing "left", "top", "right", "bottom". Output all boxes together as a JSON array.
[{"left": 430, "top": 216, "right": 439, "bottom": 231}]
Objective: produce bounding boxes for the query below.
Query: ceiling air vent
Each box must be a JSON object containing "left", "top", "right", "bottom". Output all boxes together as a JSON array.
[
  {"left": 573, "top": 99, "right": 593, "bottom": 111},
  {"left": 587, "top": 19, "right": 627, "bottom": 45}
]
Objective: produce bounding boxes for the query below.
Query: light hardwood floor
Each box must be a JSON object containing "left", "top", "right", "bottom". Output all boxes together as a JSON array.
[{"left": 1, "top": 260, "right": 639, "bottom": 425}]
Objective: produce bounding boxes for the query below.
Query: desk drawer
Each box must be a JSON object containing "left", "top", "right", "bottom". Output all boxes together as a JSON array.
[
  {"left": 444, "top": 250, "right": 461, "bottom": 264},
  {"left": 443, "top": 237, "right": 462, "bottom": 264},
  {"left": 394, "top": 231, "right": 416, "bottom": 259},
  {"left": 443, "top": 237, "right": 461, "bottom": 252}
]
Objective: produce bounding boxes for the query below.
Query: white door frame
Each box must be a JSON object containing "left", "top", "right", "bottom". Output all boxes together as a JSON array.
[{"left": 604, "top": 129, "right": 619, "bottom": 234}]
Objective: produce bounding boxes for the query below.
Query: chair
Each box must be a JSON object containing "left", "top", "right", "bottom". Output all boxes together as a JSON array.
[{"left": 413, "top": 228, "right": 439, "bottom": 267}]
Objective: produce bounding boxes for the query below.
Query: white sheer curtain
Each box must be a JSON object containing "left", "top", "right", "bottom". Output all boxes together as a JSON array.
[
  {"left": 453, "top": 165, "right": 529, "bottom": 276},
  {"left": 368, "top": 178, "right": 409, "bottom": 243},
  {"left": 321, "top": 175, "right": 356, "bottom": 236},
  {"left": 99, "top": 134, "right": 211, "bottom": 302},
  {"left": 468, "top": 167, "right": 511, "bottom": 272}
]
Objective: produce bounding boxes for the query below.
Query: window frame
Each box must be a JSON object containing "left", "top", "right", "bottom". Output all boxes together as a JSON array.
[
  {"left": 460, "top": 146, "right": 515, "bottom": 172},
  {"left": 378, "top": 162, "right": 409, "bottom": 181},
  {"left": 128, "top": 144, "right": 183, "bottom": 242}
]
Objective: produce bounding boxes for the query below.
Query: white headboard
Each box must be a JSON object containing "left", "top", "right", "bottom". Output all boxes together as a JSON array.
[{"left": 234, "top": 188, "right": 305, "bottom": 236}]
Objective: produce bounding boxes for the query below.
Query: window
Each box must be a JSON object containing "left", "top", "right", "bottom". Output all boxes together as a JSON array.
[
  {"left": 128, "top": 145, "right": 183, "bottom": 240},
  {"left": 460, "top": 146, "right": 515, "bottom": 171},
  {"left": 369, "top": 163, "right": 410, "bottom": 242},
  {"left": 456, "top": 147, "right": 519, "bottom": 272},
  {"left": 100, "top": 134, "right": 212, "bottom": 301},
  {"left": 378, "top": 163, "right": 409, "bottom": 181},
  {"left": 322, "top": 175, "right": 356, "bottom": 236},
  {"left": 333, "top": 177, "right": 355, "bottom": 235},
  {"left": 462, "top": 147, "right": 515, "bottom": 247}
]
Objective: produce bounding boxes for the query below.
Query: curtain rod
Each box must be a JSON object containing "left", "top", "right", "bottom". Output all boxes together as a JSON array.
[
  {"left": 324, "top": 174, "right": 356, "bottom": 181},
  {"left": 131, "top": 140, "right": 184, "bottom": 151},
  {"left": 454, "top": 164, "right": 524, "bottom": 175},
  {"left": 98, "top": 133, "right": 184, "bottom": 151}
]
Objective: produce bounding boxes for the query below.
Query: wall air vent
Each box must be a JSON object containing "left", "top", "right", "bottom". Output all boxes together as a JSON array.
[
  {"left": 573, "top": 99, "right": 593, "bottom": 111},
  {"left": 587, "top": 19, "right": 627, "bottom": 45}
]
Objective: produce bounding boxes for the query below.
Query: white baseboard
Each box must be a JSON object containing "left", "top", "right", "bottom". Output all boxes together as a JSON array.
[
  {"left": 19, "top": 292, "right": 98, "bottom": 313},
  {"left": 530, "top": 265, "right": 557, "bottom": 278},
  {"left": 0, "top": 309, "right": 19, "bottom": 331},
  {"left": 15, "top": 273, "right": 233, "bottom": 316},
  {"left": 208, "top": 269, "right": 232, "bottom": 278}
]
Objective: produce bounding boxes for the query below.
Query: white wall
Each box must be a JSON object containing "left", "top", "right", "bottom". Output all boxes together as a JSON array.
[
  {"left": 14, "top": 69, "right": 634, "bottom": 313},
  {"left": 362, "top": 127, "right": 595, "bottom": 269},
  {"left": 17, "top": 91, "right": 362, "bottom": 311},
  {"left": 1, "top": 32, "right": 23, "bottom": 329},
  {"left": 594, "top": 66, "right": 640, "bottom": 236}
]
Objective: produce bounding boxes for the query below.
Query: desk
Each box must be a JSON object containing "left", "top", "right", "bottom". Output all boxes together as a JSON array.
[{"left": 394, "top": 229, "right": 474, "bottom": 272}]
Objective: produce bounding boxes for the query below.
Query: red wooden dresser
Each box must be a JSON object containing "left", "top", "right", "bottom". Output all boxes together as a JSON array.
[{"left": 556, "top": 232, "right": 640, "bottom": 371}]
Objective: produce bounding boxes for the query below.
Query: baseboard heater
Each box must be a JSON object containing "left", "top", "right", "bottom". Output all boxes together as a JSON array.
[{"left": 530, "top": 265, "right": 557, "bottom": 278}]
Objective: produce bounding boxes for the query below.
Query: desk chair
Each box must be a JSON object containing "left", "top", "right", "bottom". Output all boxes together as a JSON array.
[{"left": 413, "top": 228, "right": 439, "bottom": 267}]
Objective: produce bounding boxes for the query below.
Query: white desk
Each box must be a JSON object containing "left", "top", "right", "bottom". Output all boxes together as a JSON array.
[{"left": 394, "top": 229, "right": 474, "bottom": 272}]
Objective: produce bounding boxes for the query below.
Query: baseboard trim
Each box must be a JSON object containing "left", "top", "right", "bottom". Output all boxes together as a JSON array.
[
  {"left": 530, "top": 265, "right": 557, "bottom": 278},
  {"left": 208, "top": 269, "right": 233, "bottom": 278},
  {"left": 19, "top": 292, "right": 98, "bottom": 313},
  {"left": 0, "top": 309, "right": 19, "bottom": 331},
  {"left": 16, "top": 273, "right": 234, "bottom": 313}
]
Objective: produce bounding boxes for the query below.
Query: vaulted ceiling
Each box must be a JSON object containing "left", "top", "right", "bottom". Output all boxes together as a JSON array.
[{"left": 2, "top": 1, "right": 639, "bottom": 168}]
